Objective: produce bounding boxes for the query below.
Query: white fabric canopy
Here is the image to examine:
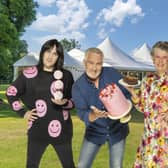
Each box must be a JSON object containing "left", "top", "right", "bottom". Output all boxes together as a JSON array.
[
  {"left": 97, "top": 37, "right": 155, "bottom": 71},
  {"left": 13, "top": 52, "right": 84, "bottom": 81},
  {"left": 63, "top": 52, "right": 84, "bottom": 81},
  {"left": 68, "top": 48, "right": 112, "bottom": 67},
  {"left": 13, "top": 54, "right": 38, "bottom": 67},
  {"left": 131, "top": 43, "right": 154, "bottom": 66},
  {"left": 64, "top": 52, "right": 83, "bottom": 68},
  {"left": 13, "top": 54, "right": 38, "bottom": 81},
  {"left": 68, "top": 48, "right": 85, "bottom": 63}
]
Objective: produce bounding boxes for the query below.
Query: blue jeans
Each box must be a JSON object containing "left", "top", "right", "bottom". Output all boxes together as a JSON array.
[{"left": 78, "top": 138, "right": 126, "bottom": 168}]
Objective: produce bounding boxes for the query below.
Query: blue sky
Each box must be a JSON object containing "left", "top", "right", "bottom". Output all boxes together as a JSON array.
[{"left": 22, "top": 0, "right": 168, "bottom": 54}]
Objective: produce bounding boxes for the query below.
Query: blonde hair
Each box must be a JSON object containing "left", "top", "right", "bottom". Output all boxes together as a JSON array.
[
  {"left": 151, "top": 41, "right": 168, "bottom": 56},
  {"left": 84, "top": 48, "right": 104, "bottom": 61}
]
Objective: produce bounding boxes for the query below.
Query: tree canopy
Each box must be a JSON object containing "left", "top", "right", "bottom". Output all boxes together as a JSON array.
[
  {"left": 0, "top": 0, "right": 38, "bottom": 81},
  {"left": 60, "top": 38, "right": 81, "bottom": 52}
]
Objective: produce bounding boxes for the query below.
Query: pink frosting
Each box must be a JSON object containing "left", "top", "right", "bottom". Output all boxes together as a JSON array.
[{"left": 99, "top": 84, "right": 130, "bottom": 118}]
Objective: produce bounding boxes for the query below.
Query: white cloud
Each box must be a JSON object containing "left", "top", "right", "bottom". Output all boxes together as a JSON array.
[
  {"left": 97, "top": 28, "right": 107, "bottom": 39},
  {"left": 31, "top": 0, "right": 91, "bottom": 41},
  {"left": 36, "top": 0, "right": 56, "bottom": 7},
  {"left": 96, "top": 0, "right": 145, "bottom": 39}
]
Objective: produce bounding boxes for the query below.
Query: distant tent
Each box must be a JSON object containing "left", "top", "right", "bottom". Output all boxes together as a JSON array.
[
  {"left": 13, "top": 52, "right": 84, "bottom": 81},
  {"left": 131, "top": 43, "right": 154, "bottom": 66},
  {"left": 64, "top": 52, "right": 83, "bottom": 68},
  {"left": 13, "top": 54, "right": 38, "bottom": 67},
  {"left": 63, "top": 52, "right": 84, "bottom": 81},
  {"left": 13, "top": 54, "right": 38, "bottom": 80},
  {"left": 97, "top": 37, "right": 155, "bottom": 71},
  {"left": 68, "top": 48, "right": 85, "bottom": 63},
  {"left": 68, "top": 48, "right": 112, "bottom": 67}
]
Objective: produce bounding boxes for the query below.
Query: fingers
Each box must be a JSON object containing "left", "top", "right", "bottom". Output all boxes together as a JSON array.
[
  {"left": 24, "top": 109, "right": 38, "bottom": 122},
  {"left": 90, "top": 106, "right": 108, "bottom": 118},
  {"left": 158, "top": 112, "right": 168, "bottom": 128},
  {"left": 51, "top": 98, "right": 68, "bottom": 105},
  {"left": 90, "top": 105, "right": 96, "bottom": 110},
  {"left": 90, "top": 106, "right": 102, "bottom": 113},
  {"left": 30, "top": 111, "right": 38, "bottom": 121},
  {"left": 51, "top": 98, "right": 55, "bottom": 103},
  {"left": 101, "top": 111, "right": 108, "bottom": 117}
]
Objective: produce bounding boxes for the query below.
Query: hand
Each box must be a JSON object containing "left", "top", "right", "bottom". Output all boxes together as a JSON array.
[
  {"left": 24, "top": 108, "right": 38, "bottom": 121},
  {"left": 124, "top": 86, "right": 139, "bottom": 101},
  {"left": 158, "top": 112, "right": 168, "bottom": 128},
  {"left": 89, "top": 105, "right": 108, "bottom": 122},
  {"left": 51, "top": 98, "right": 68, "bottom": 105}
]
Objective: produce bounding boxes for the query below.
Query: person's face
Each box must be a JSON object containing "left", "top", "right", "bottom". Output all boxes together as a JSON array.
[
  {"left": 43, "top": 45, "right": 58, "bottom": 71},
  {"left": 153, "top": 48, "right": 168, "bottom": 74},
  {"left": 84, "top": 52, "right": 103, "bottom": 80}
]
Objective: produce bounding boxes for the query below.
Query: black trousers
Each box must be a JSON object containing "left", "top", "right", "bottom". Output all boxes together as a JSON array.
[{"left": 26, "top": 137, "right": 75, "bottom": 168}]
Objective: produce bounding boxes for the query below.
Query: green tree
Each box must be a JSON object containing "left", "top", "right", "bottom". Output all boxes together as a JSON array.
[
  {"left": 0, "top": 14, "right": 17, "bottom": 80},
  {"left": 0, "top": 0, "right": 38, "bottom": 81},
  {"left": 60, "top": 38, "right": 81, "bottom": 52}
]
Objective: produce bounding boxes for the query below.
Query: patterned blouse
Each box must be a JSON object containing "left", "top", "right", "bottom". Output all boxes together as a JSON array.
[{"left": 133, "top": 72, "right": 168, "bottom": 168}]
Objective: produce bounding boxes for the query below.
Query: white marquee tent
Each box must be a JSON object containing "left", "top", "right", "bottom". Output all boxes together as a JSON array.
[
  {"left": 68, "top": 48, "right": 85, "bottom": 63},
  {"left": 13, "top": 52, "right": 84, "bottom": 81},
  {"left": 131, "top": 43, "right": 154, "bottom": 66},
  {"left": 97, "top": 37, "right": 155, "bottom": 71},
  {"left": 13, "top": 54, "right": 38, "bottom": 80},
  {"left": 63, "top": 52, "right": 84, "bottom": 81},
  {"left": 13, "top": 54, "right": 38, "bottom": 67},
  {"left": 68, "top": 48, "right": 112, "bottom": 67}
]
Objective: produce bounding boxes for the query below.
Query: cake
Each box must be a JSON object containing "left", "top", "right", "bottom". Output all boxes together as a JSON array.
[
  {"left": 123, "top": 75, "right": 138, "bottom": 85},
  {"left": 99, "top": 83, "right": 131, "bottom": 120}
]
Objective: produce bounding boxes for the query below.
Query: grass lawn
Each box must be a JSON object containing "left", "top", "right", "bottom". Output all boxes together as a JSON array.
[{"left": 0, "top": 85, "right": 144, "bottom": 168}]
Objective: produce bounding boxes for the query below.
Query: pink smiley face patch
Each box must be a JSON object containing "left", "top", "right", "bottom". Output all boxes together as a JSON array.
[
  {"left": 63, "top": 110, "right": 69, "bottom": 120},
  {"left": 55, "top": 80, "right": 64, "bottom": 90},
  {"left": 23, "top": 66, "right": 38, "bottom": 78},
  {"left": 48, "top": 120, "right": 61, "bottom": 138},
  {"left": 50, "top": 81, "right": 57, "bottom": 96},
  {"left": 53, "top": 70, "right": 63, "bottom": 80},
  {"left": 50, "top": 81, "right": 63, "bottom": 96},
  {"left": 6, "top": 85, "right": 17, "bottom": 96},
  {"left": 12, "top": 101, "right": 23, "bottom": 111},
  {"left": 35, "top": 99, "right": 47, "bottom": 117},
  {"left": 54, "top": 91, "right": 63, "bottom": 100},
  {"left": 50, "top": 81, "right": 63, "bottom": 99}
]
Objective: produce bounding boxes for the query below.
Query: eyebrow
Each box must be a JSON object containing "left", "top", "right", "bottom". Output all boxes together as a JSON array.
[{"left": 154, "top": 55, "right": 168, "bottom": 58}]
